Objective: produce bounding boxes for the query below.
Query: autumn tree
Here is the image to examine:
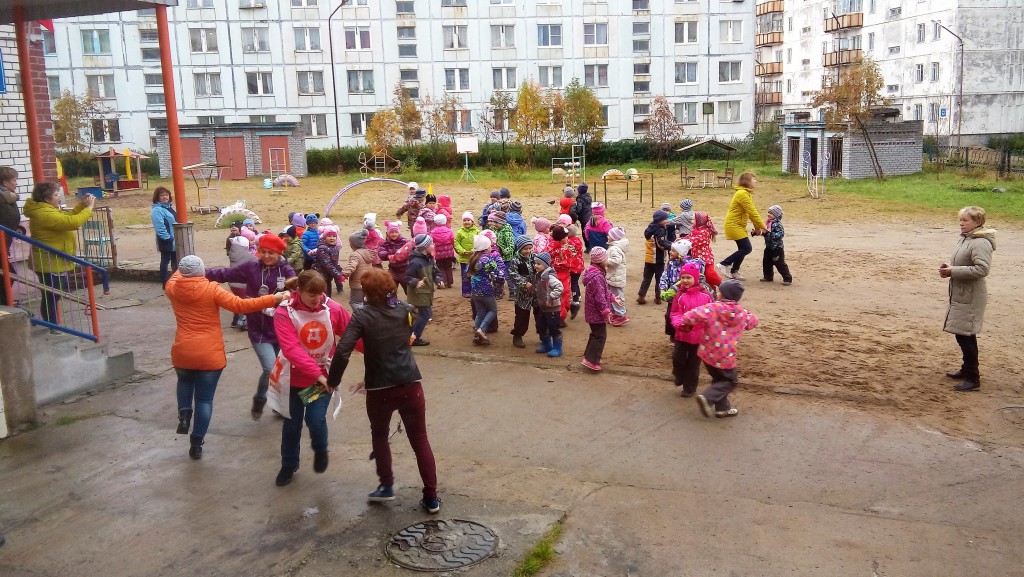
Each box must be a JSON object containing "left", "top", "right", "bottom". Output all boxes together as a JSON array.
[
  {"left": 645, "top": 95, "right": 684, "bottom": 165},
  {"left": 543, "top": 89, "right": 567, "bottom": 148},
  {"left": 511, "top": 80, "right": 547, "bottom": 166},
  {"left": 562, "top": 79, "right": 604, "bottom": 146},
  {"left": 365, "top": 108, "right": 401, "bottom": 154},
  {"left": 810, "top": 58, "right": 889, "bottom": 179},
  {"left": 51, "top": 91, "right": 113, "bottom": 154},
  {"left": 392, "top": 83, "right": 422, "bottom": 145}
]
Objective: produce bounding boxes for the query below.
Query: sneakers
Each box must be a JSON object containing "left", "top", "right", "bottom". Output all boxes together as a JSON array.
[
  {"left": 368, "top": 485, "right": 396, "bottom": 502},
  {"left": 782, "top": 280, "right": 792, "bottom": 286},
  {"left": 715, "top": 263, "right": 732, "bottom": 280},
  {"left": 275, "top": 466, "right": 297, "bottom": 486},
  {"left": 512, "top": 335, "right": 525, "bottom": 348},
  {"left": 411, "top": 338, "right": 430, "bottom": 346},
  {"left": 313, "top": 450, "right": 329, "bottom": 473},
  {"left": 581, "top": 359, "right": 602, "bottom": 371},
  {"left": 472, "top": 333, "right": 483, "bottom": 346},
  {"left": 730, "top": 272, "right": 745, "bottom": 281},
  {"left": 251, "top": 395, "right": 267, "bottom": 421},
  {"left": 475, "top": 329, "right": 490, "bottom": 346},
  {"left": 715, "top": 408, "right": 739, "bottom": 418},
  {"left": 695, "top": 395, "right": 713, "bottom": 419},
  {"left": 421, "top": 497, "right": 442, "bottom": 514}
]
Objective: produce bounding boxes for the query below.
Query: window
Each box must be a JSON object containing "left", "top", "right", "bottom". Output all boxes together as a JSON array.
[
  {"left": 633, "top": 80, "right": 650, "bottom": 92},
  {"left": 490, "top": 0, "right": 514, "bottom": 4},
  {"left": 757, "top": 13, "right": 783, "bottom": 34},
  {"left": 599, "top": 105, "right": 609, "bottom": 126},
  {"left": 302, "top": 114, "right": 328, "bottom": 137},
  {"left": 250, "top": 115, "right": 276, "bottom": 123},
  {"left": 491, "top": 25, "right": 515, "bottom": 48},
  {"left": 933, "top": 22, "right": 941, "bottom": 41},
  {"left": 397, "top": 26, "right": 416, "bottom": 40},
  {"left": 633, "top": 0, "right": 649, "bottom": 8},
  {"left": 189, "top": 28, "right": 218, "bottom": 53},
  {"left": 351, "top": 112, "right": 373, "bottom": 136},
  {"left": 718, "top": 101, "right": 740, "bottom": 123},
  {"left": 788, "top": 16, "right": 792, "bottom": 31},
  {"left": 347, "top": 70, "right": 374, "bottom": 93},
  {"left": 242, "top": 28, "right": 270, "bottom": 52},
  {"left": 917, "top": 23, "right": 925, "bottom": 43},
  {"left": 141, "top": 48, "right": 160, "bottom": 61},
  {"left": 584, "top": 23, "right": 608, "bottom": 46},
  {"left": 146, "top": 94, "right": 166, "bottom": 106},
  {"left": 634, "top": 63, "right": 650, "bottom": 74},
  {"left": 538, "top": 24, "right": 562, "bottom": 47},
  {"left": 539, "top": 66, "right": 562, "bottom": 88},
  {"left": 187, "top": 0, "right": 214, "bottom": 7},
  {"left": 915, "top": 63, "right": 924, "bottom": 83},
  {"left": 398, "top": 45, "right": 417, "bottom": 57},
  {"left": 720, "top": 20, "right": 742, "bottom": 43},
  {"left": 246, "top": 72, "right": 274, "bottom": 95},
  {"left": 633, "top": 39, "right": 650, "bottom": 52},
  {"left": 444, "top": 68, "right": 470, "bottom": 90},
  {"left": 403, "top": 86, "right": 420, "bottom": 99},
  {"left": 447, "top": 109, "right": 472, "bottom": 133},
  {"left": 47, "top": 76, "right": 61, "bottom": 99},
  {"left": 194, "top": 72, "right": 222, "bottom": 96},
  {"left": 443, "top": 25, "right": 468, "bottom": 49},
  {"left": 400, "top": 69, "right": 418, "bottom": 81},
  {"left": 633, "top": 120, "right": 649, "bottom": 133},
  {"left": 913, "top": 103, "right": 922, "bottom": 120},
  {"left": 139, "top": 29, "right": 159, "bottom": 43},
  {"left": 442, "top": 0, "right": 467, "bottom": 5},
  {"left": 584, "top": 64, "right": 608, "bottom": 87},
  {"left": 886, "top": 84, "right": 899, "bottom": 93},
  {"left": 786, "top": 79, "right": 791, "bottom": 93},
  {"left": 239, "top": 0, "right": 268, "bottom": 8},
  {"left": 86, "top": 75, "right": 115, "bottom": 99},
  {"left": 888, "top": 6, "right": 901, "bottom": 19},
  {"left": 149, "top": 118, "right": 168, "bottom": 131},
  {"left": 91, "top": 119, "right": 120, "bottom": 143},
  {"left": 675, "top": 102, "right": 697, "bottom": 124},
  {"left": 718, "top": 61, "right": 741, "bottom": 83},
  {"left": 291, "top": 0, "right": 318, "bottom": 5},
  {"left": 197, "top": 116, "right": 225, "bottom": 124},
  {"left": 868, "top": 0, "right": 875, "bottom": 12},
  {"left": 397, "top": 1, "right": 415, "bottom": 14},
  {"left": 633, "top": 22, "right": 650, "bottom": 35},
  {"left": 931, "top": 62, "right": 939, "bottom": 82},
  {"left": 675, "top": 21, "right": 697, "bottom": 44},
  {"left": 928, "top": 103, "right": 938, "bottom": 121},
  {"left": 42, "top": 30, "right": 56, "bottom": 55},
  {"left": 787, "top": 47, "right": 792, "bottom": 62},
  {"left": 297, "top": 71, "right": 325, "bottom": 94},
  {"left": 888, "top": 45, "right": 901, "bottom": 55},
  {"left": 345, "top": 27, "right": 370, "bottom": 50},
  {"left": 145, "top": 74, "right": 163, "bottom": 86},
  {"left": 868, "top": 32, "right": 874, "bottom": 50},
  {"left": 633, "top": 103, "right": 650, "bottom": 116},
  {"left": 493, "top": 67, "right": 516, "bottom": 90},
  {"left": 674, "top": 62, "right": 697, "bottom": 84},
  {"left": 81, "top": 30, "right": 111, "bottom": 55},
  {"left": 295, "top": 27, "right": 321, "bottom": 51}
]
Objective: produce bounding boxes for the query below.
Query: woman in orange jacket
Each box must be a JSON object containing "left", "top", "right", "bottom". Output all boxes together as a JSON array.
[{"left": 165, "top": 255, "right": 288, "bottom": 459}]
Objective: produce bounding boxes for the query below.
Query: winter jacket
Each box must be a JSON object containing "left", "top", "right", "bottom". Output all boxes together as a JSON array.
[
  {"left": 328, "top": 300, "right": 422, "bottom": 391},
  {"left": 205, "top": 257, "right": 297, "bottom": 344},
  {"left": 669, "top": 285, "right": 715, "bottom": 344},
  {"left": 430, "top": 225, "right": 456, "bottom": 260},
  {"left": 378, "top": 234, "right": 410, "bottom": 284},
  {"left": 566, "top": 235, "right": 585, "bottom": 274},
  {"left": 550, "top": 239, "right": 576, "bottom": 275},
  {"left": 509, "top": 251, "right": 535, "bottom": 309},
  {"left": 23, "top": 199, "right": 92, "bottom": 273},
  {"left": 506, "top": 212, "right": 527, "bottom": 237},
  {"left": 533, "top": 232, "right": 552, "bottom": 255},
  {"left": 313, "top": 239, "right": 343, "bottom": 282},
  {"left": 341, "top": 248, "right": 376, "bottom": 289},
  {"left": 226, "top": 237, "right": 256, "bottom": 290},
  {"left": 606, "top": 238, "right": 629, "bottom": 288},
  {"left": 763, "top": 217, "right": 785, "bottom": 250},
  {"left": 301, "top": 228, "right": 320, "bottom": 257},
  {"left": 165, "top": 272, "right": 278, "bottom": 370},
  {"left": 724, "top": 186, "right": 766, "bottom": 241},
  {"left": 688, "top": 226, "right": 715, "bottom": 267},
  {"left": 479, "top": 200, "right": 501, "bottom": 229},
  {"left": 437, "top": 195, "right": 453, "bottom": 221},
  {"left": 454, "top": 225, "right": 479, "bottom": 263},
  {"left": 571, "top": 191, "right": 593, "bottom": 227},
  {"left": 283, "top": 236, "right": 304, "bottom": 271},
  {"left": 0, "top": 184, "right": 20, "bottom": 231},
  {"left": 493, "top": 224, "right": 516, "bottom": 262},
  {"left": 677, "top": 300, "right": 759, "bottom": 369},
  {"left": 418, "top": 207, "right": 437, "bottom": 232},
  {"left": 943, "top": 227, "right": 996, "bottom": 336},
  {"left": 470, "top": 252, "right": 503, "bottom": 298},
  {"left": 582, "top": 265, "right": 613, "bottom": 324},
  {"left": 396, "top": 194, "right": 423, "bottom": 231},
  {"left": 150, "top": 202, "right": 176, "bottom": 251},
  {"left": 534, "top": 266, "right": 564, "bottom": 312},
  {"left": 365, "top": 227, "right": 383, "bottom": 253},
  {"left": 558, "top": 197, "right": 574, "bottom": 216},
  {"left": 643, "top": 221, "right": 674, "bottom": 266},
  {"left": 405, "top": 251, "right": 441, "bottom": 306},
  {"left": 274, "top": 293, "right": 352, "bottom": 389},
  {"left": 585, "top": 215, "right": 612, "bottom": 250}
]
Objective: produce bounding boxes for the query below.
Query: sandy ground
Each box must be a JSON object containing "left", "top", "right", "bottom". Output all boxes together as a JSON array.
[{"left": 104, "top": 174, "right": 1024, "bottom": 447}]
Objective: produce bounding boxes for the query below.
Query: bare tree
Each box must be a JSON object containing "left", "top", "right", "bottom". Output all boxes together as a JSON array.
[
  {"left": 478, "top": 91, "right": 514, "bottom": 165},
  {"left": 645, "top": 95, "right": 684, "bottom": 166}
]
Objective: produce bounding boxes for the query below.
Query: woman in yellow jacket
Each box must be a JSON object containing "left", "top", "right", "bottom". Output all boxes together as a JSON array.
[
  {"left": 22, "top": 182, "right": 94, "bottom": 324},
  {"left": 165, "top": 255, "right": 288, "bottom": 459},
  {"left": 717, "top": 173, "right": 767, "bottom": 282}
]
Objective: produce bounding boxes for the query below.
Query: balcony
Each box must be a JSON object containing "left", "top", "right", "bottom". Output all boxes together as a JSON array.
[
  {"left": 824, "top": 12, "right": 864, "bottom": 33},
  {"left": 755, "top": 61, "right": 783, "bottom": 76},
  {"left": 756, "top": 31, "right": 783, "bottom": 46},
  {"left": 823, "top": 48, "right": 862, "bottom": 67},
  {"left": 756, "top": 0, "right": 784, "bottom": 16},
  {"left": 756, "top": 92, "right": 782, "bottom": 105}
]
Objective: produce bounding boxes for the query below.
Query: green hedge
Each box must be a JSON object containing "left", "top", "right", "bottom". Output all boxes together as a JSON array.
[{"left": 58, "top": 151, "right": 161, "bottom": 178}]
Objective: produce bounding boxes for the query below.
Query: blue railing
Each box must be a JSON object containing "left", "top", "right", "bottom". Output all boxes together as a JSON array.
[{"left": 0, "top": 224, "right": 109, "bottom": 342}]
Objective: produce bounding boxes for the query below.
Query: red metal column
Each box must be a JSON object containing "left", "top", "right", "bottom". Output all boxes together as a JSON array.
[
  {"left": 13, "top": 7, "right": 44, "bottom": 183},
  {"left": 156, "top": 5, "right": 188, "bottom": 222}
]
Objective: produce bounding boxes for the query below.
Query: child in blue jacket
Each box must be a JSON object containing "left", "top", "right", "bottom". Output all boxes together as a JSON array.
[{"left": 300, "top": 214, "right": 320, "bottom": 270}]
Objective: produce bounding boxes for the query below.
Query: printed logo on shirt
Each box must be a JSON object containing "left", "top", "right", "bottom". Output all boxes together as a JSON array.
[{"left": 299, "top": 321, "right": 329, "bottom": 353}]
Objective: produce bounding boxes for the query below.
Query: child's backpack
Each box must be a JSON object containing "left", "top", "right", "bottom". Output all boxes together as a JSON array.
[{"left": 388, "top": 239, "right": 417, "bottom": 265}]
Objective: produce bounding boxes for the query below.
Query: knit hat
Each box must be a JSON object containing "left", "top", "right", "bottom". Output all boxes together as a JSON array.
[
  {"left": 240, "top": 228, "right": 256, "bottom": 241},
  {"left": 556, "top": 214, "right": 572, "bottom": 226},
  {"left": 577, "top": 182, "right": 588, "bottom": 194},
  {"left": 285, "top": 225, "right": 298, "bottom": 239},
  {"left": 719, "top": 279, "right": 744, "bottom": 301},
  {"left": 768, "top": 204, "right": 783, "bottom": 219},
  {"left": 386, "top": 220, "right": 401, "bottom": 233},
  {"left": 592, "top": 202, "right": 605, "bottom": 216},
  {"left": 509, "top": 200, "right": 523, "bottom": 213},
  {"left": 415, "top": 189, "right": 427, "bottom": 197},
  {"left": 660, "top": 202, "right": 672, "bottom": 212},
  {"left": 280, "top": 225, "right": 292, "bottom": 235},
  {"left": 258, "top": 234, "right": 287, "bottom": 254},
  {"left": 414, "top": 233, "right": 433, "bottom": 251},
  {"left": 305, "top": 213, "right": 319, "bottom": 224},
  {"left": 433, "top": 213, "right": 447, "bottom": 226},
  {"left": 589, "top": 247, "right": 608, "bottom": 264},
  {"left": 673, "top": 212, "right": 695, "bottom": 236},
  {"left": 680, "top": 198, "right": 694, "bottom": 211},
  {"left": 514, "top": 234, "right": 533, "bottom": 253},
  {"left": 462, "top": 211, "right": 475, "bottom": 222},
  {"left": 363, "top": 212, "right": 377, "bottom": 229},
  {"left": 490, "top": 190, "right": 501, "bottom": 199},
  {"left": 319, "top": 225, "right": 339, "bottom": 238},
  {"left": 349, "top": 229, "right": 368, "bottom": 249},
  {"left": 608, "top": 226, "right": 626, "bottom": 241},
  {"left": 481, "top": 229, "right": 497, "bottom": 244},
  {"left": 671, "top": 239, "right": 692, "bottom": 256},
  {"left": 653, "top": 210, "right": 670, "bottom": 223},
  {"left": 319, "top": 217, "right": 333, "bottom": 226},
  {"left": 680, "top": 262, "right": 701, "bottom": 281},
  {"left": 563, "top": 187, "right": 575, "bottom": 198},
  {"left": 473, "top": 234, "right": 492, "bottom": 252},
  {"left": 551, "top": 224, "right": 569, "bottom": 241},
  {"left": 407, "top": 181, "right": 419, "bottom": 191},
  {"left": 412, "top": 217, "right": 428, "bottom": 236},
  {"left": 242, "top": 218, "right": 255, "bottom": 226},
  {"left": 534, "top": 252, "right": 552, "bottom": 268},
  {"left": 178, "top": 255, "right": 205, "bottom": 277},
  {"left": 291, "top": 212, "right": 306, "bottom": 227},
  {"left": 499, "top": 187, "right": 511, "bottom": 199},
  {"left": 425, "top": 194, "right": 437, "bottom": 204},
  {"left": 533, "top": 217, "right": 550, "bottom": 233},
  {"left": 488, "top": 210, "right": 507, "bottom": 227},
  {"left": 567, "top": 224, "right": 580, "bottom": 238}
]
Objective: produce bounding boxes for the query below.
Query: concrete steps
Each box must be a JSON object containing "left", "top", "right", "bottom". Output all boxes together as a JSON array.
[{"left": 31, "top": 327, "right": 135, "bottom": 405}]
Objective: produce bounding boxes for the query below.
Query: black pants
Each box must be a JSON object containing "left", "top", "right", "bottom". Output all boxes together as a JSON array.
[
  {"left": 955, "top": 334, "right": 980, "bottom": 383},
  {"left": 672, "top": 341, "right": 701, "bottom": 393},
  {"left": 702, "top": 363, "right": 738, "bottom": 412},
  {"left": 570, "top": 272, "right": 582, "bottom": 303},
  {"left": 583, "top": 322, "right": 607, "bottom": 364},
  {"left": 536, "top": 309, "right": 561, "bottom": 340},
  {"left": 512, "top": 305, "right": 532, "bottom": 337},
  {"left": 762, "top": 247, "right": 792, "bottom": 282},
  {"left": 720, "top": 237, "right": 752, "bottom": 273},
  {"left": 638, "top": 261, "right": 664, "bottom": 298}
]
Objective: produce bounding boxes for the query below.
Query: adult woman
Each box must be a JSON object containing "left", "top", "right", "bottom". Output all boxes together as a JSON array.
[
  {"left": 0, "top": 167, "right": 21, "bottom": 307},
  {"left": 940, "top": 206, "right": 996, "bottom": 392},
  {"left": 717, "top": 173, "right": 766, "bottom": 282},
  {"left": 150, "top": 186, "right": 177, "bottom": 287},
  {"left": 165, "top": 255, "right": 286, "bottom": 459},
  {"left": 22, "top": 182, "right": 94, "bottom": 324},
  {"left": 327, "top": 268, "right": 440, "bottom": 514}
]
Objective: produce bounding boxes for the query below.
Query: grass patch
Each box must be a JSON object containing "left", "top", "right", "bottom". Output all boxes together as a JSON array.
[
  {"left": 55, "top": 413, "right": 103, "bottom": 426},
  {"left": 511, "top": 521, "right": 563, "bottom": 577}
]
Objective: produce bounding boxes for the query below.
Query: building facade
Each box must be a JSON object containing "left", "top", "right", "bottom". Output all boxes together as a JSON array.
[{"left": 42, "top": 0, "right": 756, "bottom": 151}]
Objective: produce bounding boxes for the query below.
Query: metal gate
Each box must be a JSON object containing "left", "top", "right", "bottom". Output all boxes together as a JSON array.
[{"left": 828, "top": 138, "right": 843, "bottom": 177}]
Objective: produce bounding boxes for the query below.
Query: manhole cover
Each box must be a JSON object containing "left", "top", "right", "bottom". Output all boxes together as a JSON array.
[{"left": 386, "top": 519, "right": 499, "bottom": 572}]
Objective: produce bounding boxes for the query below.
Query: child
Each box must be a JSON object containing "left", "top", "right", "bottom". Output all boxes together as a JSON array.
[
  {"left": 549, "top": 224, "right": 574, "bottom": 324},
  {"left": 581, "top": 247, "right": 616, "bottom": 371},
  {"left": 301, "top": 214, "right": 320, "bottom": 270},
  {"left": 688, "top": 211, "right": 718, "bottom": 269},
  {"left": 532, "top": 217, "right": 552, "bottom": 255},
  {"left": 566, "top": 224, "right": 586, "bottom": 319},
  {"left": 673, "top": 199, "right": 694, "bottom": 238},
  {"left": 660, "top": 202, "right": 676, "bottom": 221},
  {"left": 404, "top": 234, "right": 442, "bottom": 346},
  {"left": 660, "top": 239, "right": 693, "bottom": 338},
  {"left": 418, "top": 195, "right": 437, "bottom": 233},
  {"left": 532, "top": 252, "right": 565, "bottom": 357},
  {"left": 454, "top": 212, "right": 479, "bottom": 298},
  {"left": 437, "top": 195, "right": 453, "bottom": 222},
  {"left": 676, "top": 280, "right": 759, "bottom": 418},
  {"left": 430, "top": 214, "right": 456, "bottom": 289},
  {"left": 638, "top": 210, "right": 674, "bottom": 305},
  {"left": 478, "top": 229, "right": 507, "bottom": 333},
  {"left": 506, "top": 200, "right": 527, "bottom": 237},
  {"left": 378, "top": 221, "right": 411, "bottom": 292},
  {"left": 558, "top": 188, "right": 575, "bottom": 219},
  {"left": 759, "top": 204, "right": 792, "bottom": 286},
  {"left": 508, "top": 235, "right": 535, "bottom": 348},
  {"left": 487, "top": 211, "right": 516, "bottom": 299},
  {"left": 669, "top": 262, "right": 714, "bottom": 397},
  {"left": 585, "top": 202, "right": 612, "bottom": 250},
  {"left": 312, "top": 225, "right": 344, "bottom": 298},
  {"left": 479, "top": 190, "right": 501, "bottom": 229},
  {"left": 282, "top": 226, "right": 305, "bottom": 272},
  {"left": 241, "top": 227, "right": 257, "bottom": 256},
  {"left": 226, "top": 222, "right": 256, "bottom": 330},
  {"left": 412, "top": 215, "right": 428, "bottom": 237},
  {"left": 606, "top": 226, "right": 630, "bottom": 326},
  {"left": 570, "top": 183, "right": 594, "bottom": 251},
  {"left": 363, "top": 213, "right": 384, "bottom": 254},
  {"left": 272, "top": 270, "right": 353, "bottom": 486},
  {"left": 468, "top": 234, "right": 501, "bottom": 345},
  {"left": 397, "top": 188, "right": 426, "bottom": 233},
  {"left": 339, "top": 229, "right": 376, "bottom": 307},
  {"left": 289, "top": 212, "right": 307, "bottom": 239}
]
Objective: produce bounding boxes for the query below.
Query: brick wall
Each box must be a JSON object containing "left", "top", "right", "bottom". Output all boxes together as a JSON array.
[
  {"left": 843, "top": 121, "right": 923, "bottom": 180},
  {"left": 156, "top": 123, "right": 308, "bottom": 179}
]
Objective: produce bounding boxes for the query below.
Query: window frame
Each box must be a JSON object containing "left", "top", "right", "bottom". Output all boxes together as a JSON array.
[
  {"left": 492, "top": 67, "right": 517, "bottom": 90},
  {"left": 675, "top": 102, "right": 697, "bottom": 124},
  {"left": 246, "top": 71, "right": 274, "bottom": 95},
  {"left": 717, "top": 100, "right": 741, "bottom": 124},
  {"left": 294, "top": 26, "right": 322, "bottom": 51},
  {"left": 674, "top": 62, "right": 697, "bottom": 84},
  {"left": 583, "top": 23, "right": 609, "bottom": 46},
  {"left": 443, "top": 25, "right": 468, "bottom": 49},
  {"left": 86, "top": 74, "right": 116, "bottom": 99},
  {"left": 674, "top": 21, "right": 697, "bottom": 44},
  {"left": 720, "top": 20, "right": 742, "bottom": 44},
  {"left": 491, "top": 24, "right": 515, "bottom": 48},
  {"left": 718, "top": 61, "right": 741, "bottom": 84},
  {"left": 297, "top": 70, "right": 325, "bottom": 94},
  {"left": 241, "top": 27, "right": 271, "bottom": 53},
  {"left": 91, "top": 119, "right": 121, "bottom": 143},
  {"left": 350, "top": 112, "right": 374, "bottom": 136},
  {"left": 347, "top": 69, "right": 375, "bottom": 94},
  {"left": 538, "top": 65, "right": 562, "bottom": 88},
  {"left": 583, "top": 64, "right": 608, "bottom": 88},
  {"left": 302, "top": 113, "right": 329, "bottom": 137},
  {"left": 444, "top": 67, "right": 470, "bottom": 91},
  {"left": 189, "top": 28, "right": 218, "bottom": 53},
  {"left": 538, "top": 23, "right": 562, "bottom": 47},
  {"left": 81, "top": 29, "right": 111, "bottom": 55},
  {"left": 194, "top": 72, "right": 223, "bottom": 96},
  {"left": 344, "top": 26, "right": 371, "bottom": 50}
]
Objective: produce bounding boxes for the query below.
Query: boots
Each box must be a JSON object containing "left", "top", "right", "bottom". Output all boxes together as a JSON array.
[
  {"left": 512, "top": 335, "right": 525, "bottom": 348},
  {"left": 188, "top": 434, "right": 204, "bottom": 460},
  {"left": 547, "top": 337, "right": 563, "bottom": 358},
  {"left": 176, "top": 409, "right": 192, "bottom": 435},
  {"left": 535, "top": 337, "right": 552, "bottom": 354},
  {"left": 569, "top": 300, "right": 581, "bottom": 320}
]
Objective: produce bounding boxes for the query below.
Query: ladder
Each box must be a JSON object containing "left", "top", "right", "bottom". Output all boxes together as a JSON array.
[{"left": 269, "top": 148, "right": 287, "bottom": 195}]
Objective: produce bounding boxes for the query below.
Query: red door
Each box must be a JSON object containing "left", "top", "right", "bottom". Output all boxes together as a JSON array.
[
  {"left": 180, "top": 138, "right": 202, "bottom": 167},
  {"left": 260, "top": 136, "right": 290, "bottom": 175},
  {"left": 215, "top": 137, "right": 247, "bottom": 180}
]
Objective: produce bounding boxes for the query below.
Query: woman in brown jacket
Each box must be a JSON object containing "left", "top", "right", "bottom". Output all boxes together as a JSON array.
[{"left": 165, "top": 255, "right": 287, "bottom": 458}]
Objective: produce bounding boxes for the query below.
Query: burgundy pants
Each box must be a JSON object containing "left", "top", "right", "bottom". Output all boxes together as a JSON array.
[{"left": 366, "top": 382, "right": 438, "bottom": 500}]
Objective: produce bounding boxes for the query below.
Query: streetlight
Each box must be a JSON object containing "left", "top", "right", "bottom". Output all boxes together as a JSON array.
[
  {"left": 932, "top": 20, "right": 964, "bottom": 148},
  {"left": 328, "top": 0, "right": 351, "bottom": 170}
]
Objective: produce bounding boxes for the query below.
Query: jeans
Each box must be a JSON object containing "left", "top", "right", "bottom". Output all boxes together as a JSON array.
[
  {"left": 366, "top": 382, "right": 438, "bottom": 500},
  {"left": 159, "top": 249, "right": 177, "bottom": 286},
  {"left": 412, "top": 305, "right": 432, "bottom": 339},
  {"left": 583, "top": 322, "right": 607, "bottom": 364},
  {"left": 762, "top": 247, "right": 792, "bottom": 282},
  {"left": 176, "top": 368, "right": 224, "bottom": 439},
  {"left": 472, "top": 296, "right": 497, "bottom": 331},
  {"left": 954, "top": 334, "right": 980, "bottom": 383},
  {"left": 720, "top": 237, "right": 753, "bottom": 273},
  {"left": 281, "top": 386, "right": 330, "bottom": 469},
  {"left": 251, "top": 340, "right": 280, "bottom": 399},
  {"left": 536, "top": 309, "right": 562, "bottom": 339},
  {"left": 37, "top": 272, "right": 68, "bottom": 324}
]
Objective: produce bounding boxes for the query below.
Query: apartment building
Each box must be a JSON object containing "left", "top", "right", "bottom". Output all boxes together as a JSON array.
[
  {"left": 770, "top": 0, "right": 1024, "bottom": 145},
  {"left": 41, "top": 0, "right": 755, "bottom": 151}
]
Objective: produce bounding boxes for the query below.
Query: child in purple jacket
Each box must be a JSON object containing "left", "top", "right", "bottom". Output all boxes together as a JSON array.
[{"left": 580, "top": 247, "right": 617, "bottom": 371}]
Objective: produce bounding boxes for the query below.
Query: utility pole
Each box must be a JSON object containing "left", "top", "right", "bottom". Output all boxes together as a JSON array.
[
  {"left": 933, "top": 21, "right": 964, "bottom": 148},
  {"left": 328, "top": 0, "right": 351, "bottom": 171}
]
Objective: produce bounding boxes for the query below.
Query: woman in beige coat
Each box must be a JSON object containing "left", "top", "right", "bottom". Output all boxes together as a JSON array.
[{"left": 939, "top": 206, "right": 995, "bottom": 392}]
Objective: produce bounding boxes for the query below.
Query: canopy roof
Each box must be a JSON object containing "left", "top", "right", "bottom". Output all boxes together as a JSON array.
[
  {"left": 676, "top": 139, "right": 738, "bottom": 153},
  {"left": 95, "top": 149, "right": 150, "bottom": 159},
  {"left": 0, "top": 0, "right": 175, "bottom": 23}
]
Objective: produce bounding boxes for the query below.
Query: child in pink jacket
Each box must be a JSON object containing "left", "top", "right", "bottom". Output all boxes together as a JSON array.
[
  {"left": 430, "top": 214, "right": 456, "bottom": 288},
  {"left": 669, "top": 262, "right": 714, "bottom": 397},
  {"left": 676, "top": 279, "right": 758, "bottom": 419}
]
